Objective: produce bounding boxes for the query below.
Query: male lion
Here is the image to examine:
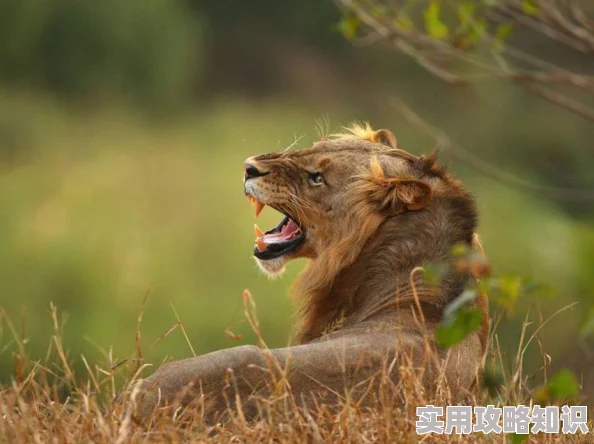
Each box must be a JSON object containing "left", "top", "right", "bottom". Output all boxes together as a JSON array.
[{"left": 135, "top": 124, "right": 489, "bottom": 421}]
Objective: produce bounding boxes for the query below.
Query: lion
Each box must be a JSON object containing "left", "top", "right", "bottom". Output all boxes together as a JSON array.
[{"left": 134, "top": 123, "right": 489, "bottom": 421}]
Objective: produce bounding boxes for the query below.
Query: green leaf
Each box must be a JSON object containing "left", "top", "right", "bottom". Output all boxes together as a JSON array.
[
  {"left": 546, "top": 369, "right": 579, "bottom": 401},
  {"left": 534, "top": 369, "right": 580, "bottom": 403},
  {"left": 436, "top": 307, "right": 482, "bottom": 348},
  {"left": 442, "top": 289, "right": 477, "bottom": 323},
  {"left": 469, "top": 18, "right": 487, "bottom": 42},
  {"left": 481, "top": 366, "right": 504, "bottom": 398},
  {"left": 394, "top": 12, "right": 415, "bottom": 32},
  {"left": 457, "top": 2, "right": 476, "bottom": 28},
  {"left": 423, "top": 263, "right": 448, "bottom": 286},
  {"left": 488, "top": 275, "right": 557, "bottom": 315},
  {"left": 510, "top": 433, "right": 528, "bottom": 444},
  {"left": 457, "top": 2, "right": 487, "bottom": 44},
  {"left": 335, "top": 15, "right": 360, "bottom": 41},
  {"left": 496, "top": 23, "right": 513, "bottom": 41},
  {"left": 493, "top": 23, "right": 513, "bottom": 51},
  {"left": 491, "top": 275, "right": 521, "bottom": 314},
  {"left": 424, "top": 1, "right": 449, "bottom": 40},
  {"left": 451, "top": 242, "right": 469, "bottom": 258},
  {"left": 522, "top": 0, "right": 539, "bottom": 15},
  {"left": 371, "top": 5, "right": 388, "bottom": 19}
]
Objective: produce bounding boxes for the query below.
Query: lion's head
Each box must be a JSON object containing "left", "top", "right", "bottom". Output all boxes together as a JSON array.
[
  {"left": 244, "top": 123, "right": 461, "bottom": 273},
  {"left": 244, "top": 123, "right": 481, "bottom": 342}
]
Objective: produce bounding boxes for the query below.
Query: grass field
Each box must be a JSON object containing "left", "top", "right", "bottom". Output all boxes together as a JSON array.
[
  {"left": 0, "top": 93, "right": 592, "bottom": 442},
  {"left": 1, "top": 298, "right": 591, "bottom": 443}
]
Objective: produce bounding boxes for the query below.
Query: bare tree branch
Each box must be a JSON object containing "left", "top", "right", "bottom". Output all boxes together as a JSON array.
[
  {"left": 391, "top": 95, "right": 594, "bottom": 201},
  {"left": 523, "top": 83, "right": 594, "bottom": 122},
  {"left": 335, "top": 0, "right": 594, "bottom": 123},
  {"left": 496, "top": 3, "right": 591, "bottom": 52}
]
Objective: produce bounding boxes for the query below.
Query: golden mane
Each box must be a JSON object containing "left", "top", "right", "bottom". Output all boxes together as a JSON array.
[
  {"left": 331, "top": 122, "right": 449, "bottom": 183},
  {"left": 329, "top": 122, "right": 379, "bottom": 142}
]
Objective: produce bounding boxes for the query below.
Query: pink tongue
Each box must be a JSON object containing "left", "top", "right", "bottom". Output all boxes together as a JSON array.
[{"left": 261, "top": 219, "right": 300, "bottom": 244}]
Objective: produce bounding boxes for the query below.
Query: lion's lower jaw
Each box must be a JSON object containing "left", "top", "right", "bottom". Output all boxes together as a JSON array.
[{"left": 254, "top": 256, "right": 287, "bottom": 279}]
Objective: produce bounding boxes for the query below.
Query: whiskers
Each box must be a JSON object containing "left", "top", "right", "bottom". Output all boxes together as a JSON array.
[
  {"left": 314, "top": 116, "right": 331, "bottom": 139},
  {"left": 286, "top": 191, "right": 316, "bottom": 224},
  {"left": 282, "top": 134, "right": 305, "bottom": 153}
]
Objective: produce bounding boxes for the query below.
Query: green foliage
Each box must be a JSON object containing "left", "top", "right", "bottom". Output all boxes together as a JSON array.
[
  {"left": 457, "top": 1, "right": 487, "bottom": 43},
  {"left": 394, "top": 12, "right": 415, "bottom": 32},
  {"left": 0, "top": 0, "right": 202, "bottom": 108},
  {"left": 435, "top": 264, "right": 484, "bottom": 351},
  {"left": 546, "top": 370, "right": 580, "bottom": 401},
  {"left": 423, "top": 263, "right": 449, "bottom": 286},
  {"left": 345, "top": 0, "right": 521, "bottom": 54},
  {"left": 423, "top": 1, "right": 450, "bottom": 40},
  {"left": 481, "top": 366, "right": 504, "bottom": 398},
  {"left": 451, "top": 241, "right": 470, "bottom": 258},
  {"left": 436, "top": 307, "right": 482, "bottom": 348},
  {"left": 493, "top": 23, "right": 514, "bottom": 51},
  {"left": 491, "top": 275, "right": 522, "bottom": 314},
  {"left": 442, "top": 289, "right": 478, "bottom": 323},
  {"left": 457, "top": 1, "right": 477, "bottom": 27},
  {"left": 522, "top": 0, "right": 540, "bottom": 15},
  {"left": 335, "top": 15, "right": 360, "bottom": 41},
  {"left": 534, "top": 369, "right": 580, "bottom": 403},
  {"left": 487, "top": 275, "right": 558, "bottom": 315},
  {"left": 495, "top": 23, "right": 514, "bottom": 44},
  {"left": 370, "top": 5, "right": 389, "bottom": 19},
  {"left": 510, "top": 433, "right": 528, "bottom": 444},
  {"left": 468, "top": 18, "right": 487, "bottom": 43}
]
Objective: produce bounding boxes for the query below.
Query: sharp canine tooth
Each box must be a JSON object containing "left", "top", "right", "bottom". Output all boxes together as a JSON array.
[
  {"left": 247, "top": 196, "right": 265, "bottom": 217},
  {"left": 254, "top": 200, "right": 264, "bottom": 217},
  {"left": 256, "top": 238, "right": 267, "bottom": 252},
  {"left": 254, "top": 224, "right": 264, "bottom": 237}
]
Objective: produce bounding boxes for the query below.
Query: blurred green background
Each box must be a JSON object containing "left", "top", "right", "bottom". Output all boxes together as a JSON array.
[{"left": 0, "top": 0, "right": 593, "bottom": 399}]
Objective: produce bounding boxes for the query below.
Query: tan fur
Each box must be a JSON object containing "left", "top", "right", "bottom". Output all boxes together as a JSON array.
[{"left": 134, "top": 124, "right": 489, "bottom": 422}]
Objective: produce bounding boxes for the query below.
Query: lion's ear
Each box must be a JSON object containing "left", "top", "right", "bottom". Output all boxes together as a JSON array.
[
  {"left": 392, "top": 179, "right": 433, "bottom": 211},
  {"left": 370, "top": 178, "right": 433, "bottom": 213},
  {"left": 371, "top": 129, "right": 397, "bottom": 149},
  {"left": 364, "top": 157, "right": 432, "bottom": 213}
]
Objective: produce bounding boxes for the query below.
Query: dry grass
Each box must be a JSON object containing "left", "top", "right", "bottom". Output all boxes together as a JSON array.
[{"left": 0, "top": 296, "right": 591, "bottom": 443}]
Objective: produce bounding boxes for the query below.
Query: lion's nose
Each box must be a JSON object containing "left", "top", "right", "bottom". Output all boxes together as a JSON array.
[{"left": 244, "top": 159, "right": 268, "bottom": 181}]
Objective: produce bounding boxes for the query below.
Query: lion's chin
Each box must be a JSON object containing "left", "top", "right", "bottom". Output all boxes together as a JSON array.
[{"left": 254, "top": 256, "right": 287, "bottom": 279}]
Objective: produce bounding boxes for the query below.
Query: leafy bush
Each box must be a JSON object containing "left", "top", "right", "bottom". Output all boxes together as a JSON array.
[{"left": 0, "top": 0, "right": 202, "bottom": 107}]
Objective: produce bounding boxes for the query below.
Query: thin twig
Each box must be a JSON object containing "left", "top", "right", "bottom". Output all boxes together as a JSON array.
[
  {"left": 391, "top": 95, "right": 594, "bottom": 201},
  {"left": 339, "top": 0, "right": 594, "bottom": 123}
]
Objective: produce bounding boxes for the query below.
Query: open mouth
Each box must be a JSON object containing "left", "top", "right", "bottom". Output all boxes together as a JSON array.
[{"left": 248, "top": 196, "right": 305, "bottom": 260}]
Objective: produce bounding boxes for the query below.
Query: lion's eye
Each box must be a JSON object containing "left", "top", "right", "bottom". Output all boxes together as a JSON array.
[{"left": 308, "top": 171, "right": 324, "bottom": 186}]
